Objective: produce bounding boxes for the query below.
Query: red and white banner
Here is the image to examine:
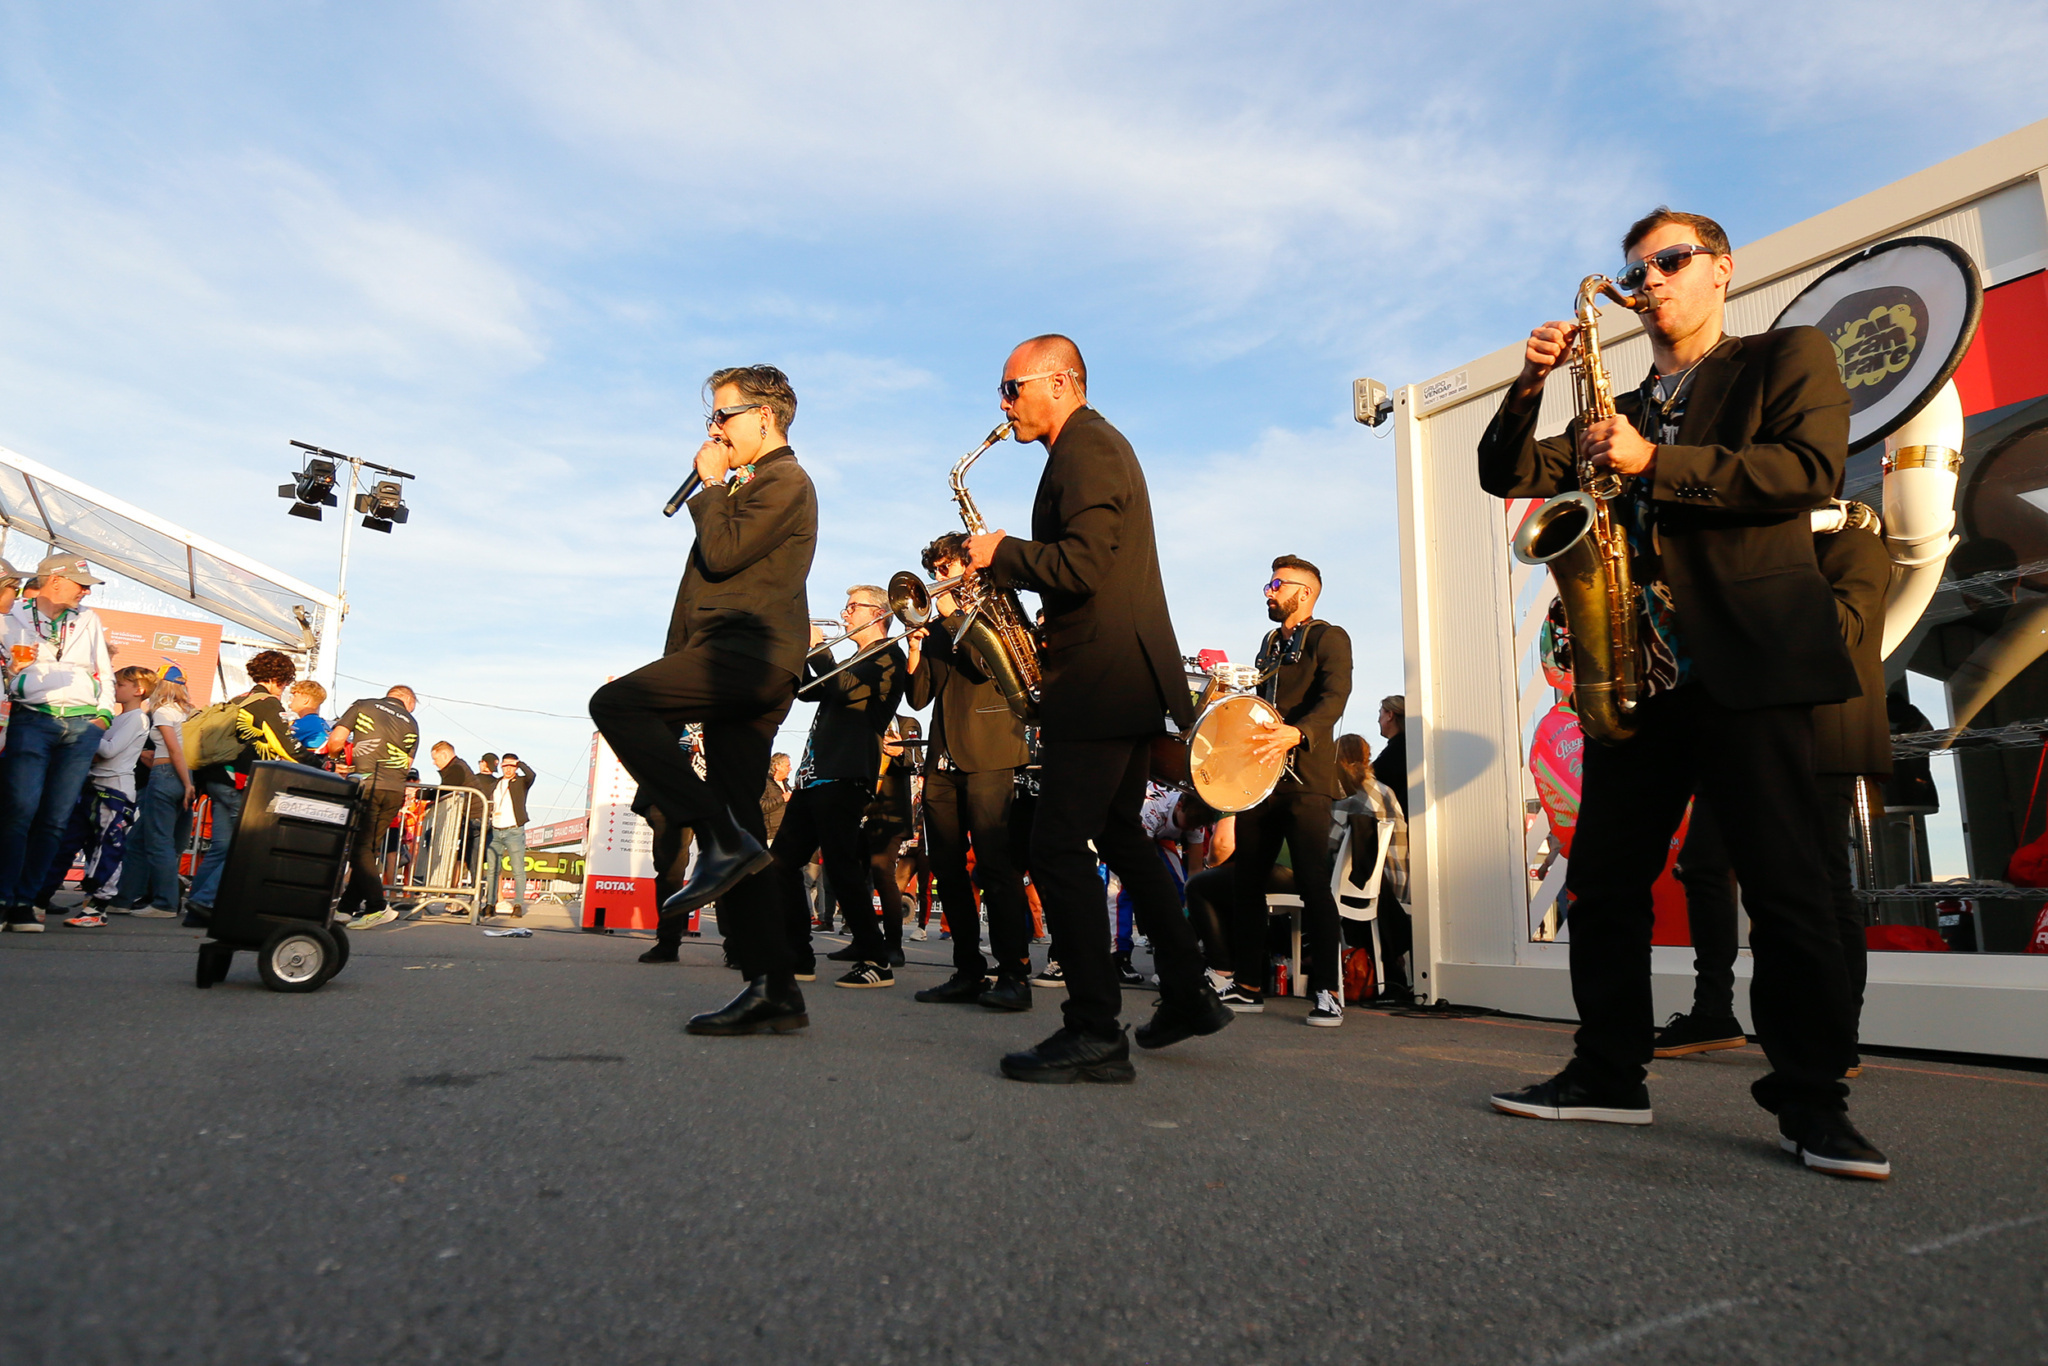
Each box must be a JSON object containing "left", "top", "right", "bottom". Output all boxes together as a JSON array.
[{"left": 581, "top": 731, "right": 658, "bottom": 931}]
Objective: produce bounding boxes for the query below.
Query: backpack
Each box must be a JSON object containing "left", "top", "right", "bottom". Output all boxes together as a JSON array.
[{"left": 182, "top": 691, "right": 258, "bottom": 768}]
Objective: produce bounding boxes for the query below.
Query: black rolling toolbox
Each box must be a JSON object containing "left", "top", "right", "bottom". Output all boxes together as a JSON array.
[{"left": 195, "top": 760, "right": 363, "bottom": 993}]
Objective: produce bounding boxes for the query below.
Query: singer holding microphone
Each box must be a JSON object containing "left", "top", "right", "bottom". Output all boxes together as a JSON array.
[{"left": 589, "top": 365, "right": 819, "bottom": 1035}]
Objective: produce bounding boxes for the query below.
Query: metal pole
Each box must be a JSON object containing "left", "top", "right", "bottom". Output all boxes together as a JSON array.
[{"left": 327, "top": 459, "right": 362, "bottom": 687}]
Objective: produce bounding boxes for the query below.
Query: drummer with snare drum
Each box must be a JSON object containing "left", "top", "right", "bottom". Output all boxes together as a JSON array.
[{"left": 1213, "top": 556, "right": 1354, "bottom": 1025}]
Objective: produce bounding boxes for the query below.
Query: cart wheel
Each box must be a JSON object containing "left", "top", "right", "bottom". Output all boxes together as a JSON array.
[
  {"left": 321, "top": 925, "right": 352, "bottom": 982},
  {"left": 258, "top": 925, "right": 335, "bottom": 993},
  {"left": 195, "top": 941, "right": 233, "bottom": 989}
]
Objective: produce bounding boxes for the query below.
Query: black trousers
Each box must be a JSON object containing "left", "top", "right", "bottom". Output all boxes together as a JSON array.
[
  {"left": 772, "top": 782, "right": 879, "bottom": 965},
  {"left": 648, "top": 811, "right": 696, "bottom": 950},
  {"left": 865, "top": 817, "right": 908, "bottom": 952},
  {"left": 1680, "top": 774, "right": 1870, "bottom": 1036},
  {"left": 1033, "top": 737, "right": 1205, "bottom": 1039},
  {"left": 589, "top": 645, "right": 792, "bottom": 976},
  {"left": 1566, "top": 684, "right": 1854, "bottom": 1113},
  {"left": 923, "top": 766, "right": 1030, "bottom": 980},
  {"left": 1229, "top": 791, "right": 1340, "bottom": 993},
  {"left": 340, "top": 786, "right": 407, "bottom": 917}
]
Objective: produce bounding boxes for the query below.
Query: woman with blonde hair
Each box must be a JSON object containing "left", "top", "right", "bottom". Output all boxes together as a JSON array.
[{"left": 112, "top": 665, "right": 196, "bottom": 917}]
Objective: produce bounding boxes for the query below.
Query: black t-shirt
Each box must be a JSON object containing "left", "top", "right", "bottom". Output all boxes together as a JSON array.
[{"left": 336, "top": 696, "right": 419, "bottom": 790}]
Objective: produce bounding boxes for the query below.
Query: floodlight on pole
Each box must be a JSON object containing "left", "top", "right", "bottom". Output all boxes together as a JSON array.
[{"left": 281, "top": 440, "right": 417, "bottom": 686}]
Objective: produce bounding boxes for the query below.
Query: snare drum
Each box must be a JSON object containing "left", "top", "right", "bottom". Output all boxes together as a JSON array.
[
  {"left": 1187, "top": 693, "right": 1287, "bottom": 813},
  {"left": 1194, "top": 661, "right": 1266, "bottom": 713}
]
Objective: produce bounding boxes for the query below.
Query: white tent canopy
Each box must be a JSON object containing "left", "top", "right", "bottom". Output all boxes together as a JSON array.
[{"left": 0, "top": 444, "right": 341, "bottom": 661}]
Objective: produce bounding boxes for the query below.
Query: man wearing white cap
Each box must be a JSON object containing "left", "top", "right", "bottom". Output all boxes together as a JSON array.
[{"left": 0, "top": 554, "right": 114, "bottom": 932}]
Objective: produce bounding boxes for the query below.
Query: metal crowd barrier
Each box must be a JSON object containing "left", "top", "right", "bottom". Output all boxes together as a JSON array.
[{"left": 378, "top": 784, "right": 492, "bottom": 924}]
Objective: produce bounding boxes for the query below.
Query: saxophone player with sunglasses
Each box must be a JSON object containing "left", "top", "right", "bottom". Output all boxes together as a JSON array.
[{"left": 1476, "top": 210, "right": 1889, "bottom": 1180}]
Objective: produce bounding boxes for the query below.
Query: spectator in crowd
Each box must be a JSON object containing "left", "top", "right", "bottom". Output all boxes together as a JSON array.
[
  {"left": 32, "top": 665, "right": 158, "bottom": 926},
  {"left": 114, "top": 665, "right": 195, "bottom": 918},
  {"left": 1333, "top": 732, "right": 1412, "bottom": 1001},
  {"left": 863, "top": 716, "right": 918, "bottom": 969},
  {"left": 764, "top": 752, "right": 791, "bottom": 842},
  {"left": 286, "top": 680, "right": 330, "bottom": 753},
  {"left": 322, "top": 685, "right": 420, "bottom": 930},
  {"left": 1, "top": 555, "right": 116, "bottom": 933},
  {"left": 424, "top": 741, "right": 487, "bottom": 891},
  {"left": 185, "top": 649, "right": 312, "bottom": 928},
  {"left": 0, "top": 557, "right": 20, "bottom": 623},
  {"left": 485, "top": 749, "right": 536, "bottom": 918},
  {"left": 1373, "top": 695, "right": 1407, "bottom": 817}
]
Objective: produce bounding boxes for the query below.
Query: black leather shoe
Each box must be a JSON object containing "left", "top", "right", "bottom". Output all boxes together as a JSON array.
[
  {"left": 1779, "top": 1106, "right": 1890, "bottom": 1180},
  {"left": 915, "top": 972, "right": 990, "bottom": 1004},
  {"left": 638, "top": 943, "right": 679, "bottom": 963},
  {"left": 662, "top": 818, "right": 773, "bottom": 919},
  {"left": 825, "top": 945, "right": 864, "bottom": 962},
  {"left": 685, "top": 976, "right": 809, "bottom": 1036},
  {"left": 1134, "top": 983, "right": 1234, "bottom": 1050},
  {"left": 887, "top": 945, "right": 906, "bottom": 968},
  {"left": 978, "top": 975, "right": 1033, "bottom": 1012},
  {"left": 1490, "top": 1072, "right": 1652, "bottom": 1124},
  {"left": 1000, "top": 1027, "right": 1135, "bottom": 1084}
]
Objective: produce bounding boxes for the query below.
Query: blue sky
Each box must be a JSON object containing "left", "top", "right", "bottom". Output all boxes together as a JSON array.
[{"left": 2, "top": 1, "right": 2045, "bottom": 822}]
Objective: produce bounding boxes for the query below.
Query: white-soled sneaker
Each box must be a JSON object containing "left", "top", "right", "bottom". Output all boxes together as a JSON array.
[
  {"left": 834, "top": 962, "right": 894, "bottom": 989},
  {"left": 1218, "top": 986, "right": 1265, "bottom": 1013},
  {"left": 1306, "top": 990, "right": 1344, "bottom": 1027},
  {"left": 352, "top": 908, "right": 400, "bottom": 930},
  {"left": 1030, "top": 960, "right": 1066, "bottom": 988}
]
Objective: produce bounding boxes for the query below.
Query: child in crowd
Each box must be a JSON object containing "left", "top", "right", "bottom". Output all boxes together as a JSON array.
[
  {"left": 37, "top": 665, "right": 157, "bottom": 927},
  {"left": 287, "top": 680, "right": 330, "bottom": 752}
]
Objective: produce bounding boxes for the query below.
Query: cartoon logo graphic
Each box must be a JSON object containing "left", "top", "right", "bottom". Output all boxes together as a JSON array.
[{"left": 1817, "top": 285, "right": 1926, "bottom": 415}]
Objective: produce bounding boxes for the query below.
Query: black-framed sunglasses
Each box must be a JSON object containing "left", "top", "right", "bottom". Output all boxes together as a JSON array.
[
  {"left": 707, "top": 403, "right": 765, "bottom": 427},
  {"left": 1616, "top": 243, "right": 1718, "bottom": 292},
  {"left": 998, "top": 368, "right": 1076, "bottom": 403}
]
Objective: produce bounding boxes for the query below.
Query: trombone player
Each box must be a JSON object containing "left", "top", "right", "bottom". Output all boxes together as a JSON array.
[{"left": 1476, "top": 209, "right": 1885, "bottom": 1180}]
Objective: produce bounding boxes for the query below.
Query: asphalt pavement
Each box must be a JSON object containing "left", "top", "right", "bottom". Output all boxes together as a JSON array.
[{"left": 3, "top": 912, "right": 2044, "bottom": 1365}]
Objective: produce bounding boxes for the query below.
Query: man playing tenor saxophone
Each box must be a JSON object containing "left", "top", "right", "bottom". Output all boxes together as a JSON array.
[{"left": 1477, "top": 209, "right": 1890, "bottom": 1180}]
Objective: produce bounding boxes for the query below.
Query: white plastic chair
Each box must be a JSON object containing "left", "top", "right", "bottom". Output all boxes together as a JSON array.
[{"left": 1267, "top": 816, "right": 1392, "bottom": 998}]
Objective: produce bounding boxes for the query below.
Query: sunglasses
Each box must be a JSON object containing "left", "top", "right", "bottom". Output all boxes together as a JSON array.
[
  {"left": 1615, "top": 243, "right": 1718, "bottom": 293},
  {"left": 998, "top": 368, "right": 1077, "bottom": 402},
  {"left": 707, "top": 403, "right": 765, "bottom": 427},
  {"left": 1265, "top": 578, "right": 1308, "bottom": 594}
]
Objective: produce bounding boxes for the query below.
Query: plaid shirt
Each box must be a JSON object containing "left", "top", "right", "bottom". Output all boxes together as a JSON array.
[{"left": 1331, "top": 779, "right": 1408, "bottom": 905}]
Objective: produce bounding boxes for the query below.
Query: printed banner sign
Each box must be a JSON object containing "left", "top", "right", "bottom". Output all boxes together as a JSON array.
[
  {"left": 96, "top": 609, "right": 223, "bottom": 706},
  {"left": 581, "top": 731, "right": 657, "bottom": 930}
]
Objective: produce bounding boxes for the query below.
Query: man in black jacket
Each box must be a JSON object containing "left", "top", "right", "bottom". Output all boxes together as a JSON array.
[
  {"left": 589, "top": 364, "right": 817, "bottom": 1035},
  {"left": 1219, "top": 555, "right": 1353, "bottom": 1025},
  {"left": 772, "top": 584, "right": 907, "bottom": 988},
  {"left": 964, "top": 334, "right": 1231, "bottom": 1083},
  {"left": 325, "top": 685, "right": 419, "bottom": 930},
  {"left": 1477, "top": 209, "right": 1885, "bottom": 1179},
  {"left": 905, "top": 533, "right": 1035, "bottom": 1012}
]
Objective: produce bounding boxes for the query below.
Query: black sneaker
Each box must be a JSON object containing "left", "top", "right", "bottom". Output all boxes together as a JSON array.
[
  {"left": 887, "top": 945, "right": 907, "bottom": 968},
  {"left": 2, "top": 905, "right": 41, "bottom": 933},
  {"left": 638, "top": 943, "right": 680, "bottom": 964},
  {"left": 1491, "top": 1072, "right": 1653, "bottom": 1125},
  {"left": 1115, "top": 953, "right": 1146, "bottom": 987},
  {"left": 1000, "top": 1027, "right": 1135, "bottom": 1084},
  {"left": 825, "top": 945, "right": 864, "bottom": 962},
  {"left": 1134, "top": 983, "right": 1234, "bottom": 1050},
  {"left": 793, "top": 961, "right": 818, "bottom": 983},
  {"left": 1778, "top": 1107, "right": 1890, "bottom": 1181},
  {"left": 1030, "top": 960, "right": 1066, "bottom": 988},
  {"left": 835, "top": 962, "right": 894, "bottom": 989},
  {"left": 182, "top": 906, "right": 212, "bottom": 930},
  {"left": 915, "top": 972, "right": 991, "bottom": 1004},
  {"left": 1218, "top": 985, "right": 1264, "bottom": 1013},
  {"left": 1652, "top": 1011, "right": 1747, "bottom": 1058}
]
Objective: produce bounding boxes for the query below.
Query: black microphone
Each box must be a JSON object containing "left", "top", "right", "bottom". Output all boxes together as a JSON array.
[{"left": 662, "top": 472, "right": 704, "bottom": 518}]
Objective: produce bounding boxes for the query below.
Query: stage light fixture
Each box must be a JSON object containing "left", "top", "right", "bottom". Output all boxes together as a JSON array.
[
  {"left": 279, "top": 457, "right": 340, "bottom": 521},
  {"left": 354, "top": 478, "right": 409, "bottom": 533}
]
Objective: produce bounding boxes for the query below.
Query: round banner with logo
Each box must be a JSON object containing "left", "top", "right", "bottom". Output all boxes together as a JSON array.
[{"left": 1770, "top": 235, "right": 1983, "bottom": 453}]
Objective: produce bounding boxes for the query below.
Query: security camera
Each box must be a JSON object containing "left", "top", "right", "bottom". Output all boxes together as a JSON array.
[{"left": 1353, "top": 378, "right": 1392, "bottom": 427}]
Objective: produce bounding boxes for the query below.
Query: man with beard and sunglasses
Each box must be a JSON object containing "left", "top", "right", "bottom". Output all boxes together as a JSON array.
[
  {"left": 1476, "top": 208, "right": 1886, "bottom": 1180},
  {"left": 589, "top": 364, "right": 817, "bottom": 1036},
  {"left": 1215, "top": 555, "right": 1353, "bottom": 1025},
  {"left": 962, "top": 334, "right": 1231, "bottom": 1083}
]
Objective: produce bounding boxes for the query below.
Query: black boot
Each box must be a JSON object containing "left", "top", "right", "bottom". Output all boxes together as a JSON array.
[
  {"left": 663, "top": 814, "right": 773, "bottom": 919},
  {"left": 685, "top": 975, "right": 809, "bottom": 1036},
  {"left": 915, "top": 971, "right": 990, "bottom": 1003},
  {"left": 1000, "top": 1027, "right": 1135, "bottom": 1083},
  {"left": 978, "top": 974, "right": 1033, "bottom": 1012},
  {"left": 638, "top": 941, "right": 680, "bottom": 963},
  {"left": 1134, "top": 981, "right": 1234, "bottom": 1050}
]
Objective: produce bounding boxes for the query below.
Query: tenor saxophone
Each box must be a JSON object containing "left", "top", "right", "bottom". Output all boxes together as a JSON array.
[{"left": 1510, "top": 275, "right": 1652, "bottom": 745}]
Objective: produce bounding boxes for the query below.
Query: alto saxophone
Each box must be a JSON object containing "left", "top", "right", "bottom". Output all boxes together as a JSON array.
[
  {"left": 887, "top": 423, "right": 1042, "bottom": 721},
  {"left": 1510, "top": 275, "right": 1653, "bottom": 745}
]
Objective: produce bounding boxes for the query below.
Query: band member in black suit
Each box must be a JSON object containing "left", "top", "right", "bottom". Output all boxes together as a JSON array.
[
  {"left": 588, "top": 365, "right": 816, "bottom": 1036},
  {"left": 964, "top": 334, "right": 1231, "bottom": 1083},
  {"left": 1477, "top": 209, "right": 1886, "bottom": 1179},
  {"left": 1219, "top": 555, "right": 1353, "bottom": 1024},
  {"left": 904, "top": 533, "right": 1036, "bottom": 1012},
  {"left": 773, "top": 585, "right": 908, "bottom": 989},
  {"left": 1656, "top": 520, "right": 1891, "bottom": 1064}
]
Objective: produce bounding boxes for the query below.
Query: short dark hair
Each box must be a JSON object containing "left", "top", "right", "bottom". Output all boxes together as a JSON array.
[
  {"left": 1272, "top": 554, "right": 1322, "bottom": 585},
  {"left": 1622, "top": 207, "right": 1731, "bottom": 261},
  {"left": 922, "top": 532, "right": 969, "bottom": 574},
  {"left": 705, "top": 364, "right": 797, "bottom": 432},
  {"left": 245, "top": 650, "right": 297, "bottom": 686},
  {"left": 1019, "top": 334, "right": 1087, "bottom": 392},
  {"left": 387, "top": 684, "right": 417, "bottom": 708}
]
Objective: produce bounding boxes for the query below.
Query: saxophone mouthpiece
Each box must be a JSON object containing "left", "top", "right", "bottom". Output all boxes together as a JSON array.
[{"left": 986, "top": 421, "right": 1015, "bottom": 445}]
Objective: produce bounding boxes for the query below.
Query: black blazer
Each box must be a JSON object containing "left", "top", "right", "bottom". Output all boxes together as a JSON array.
[
  {"left": 665, "top": 447, "right": 817, "bottom": 678},
  {"left": 799, "top": 641, "right": 906, "bottom": 783},
  {"left": 1812, "top": 525, "right": 1892, "bottom": 777},
  {"left": 1478, "top": 326, "right": 1858, "bottom": 710},
  {"left": 1257, "top": 620, "right": 1353, "bottom": 800},
  {"left": 989, "top": 408, "right": 1194, "bottom": 740},
  {"left": 906, "top": 622, "right": 1030, "bottom": 775},
  {"left": 487, "top": 760, "right": 537, "bottom": 826}
]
